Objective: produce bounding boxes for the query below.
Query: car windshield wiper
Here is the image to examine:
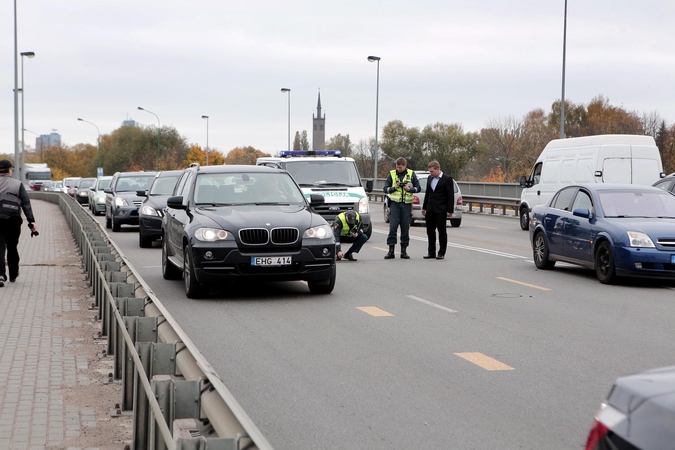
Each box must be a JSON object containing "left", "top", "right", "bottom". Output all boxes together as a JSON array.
[
  {"left": 316, "top": 183, "right": 355, "bottom": 187},
  {"left": 196, "top": 203, "right": 235, "bottom": 207},
  {"left": 298, "top": 183, "right": 320, "bottom": 187},
  {"left": 656, "top": 216, "right": 675, "bottom": 219}
]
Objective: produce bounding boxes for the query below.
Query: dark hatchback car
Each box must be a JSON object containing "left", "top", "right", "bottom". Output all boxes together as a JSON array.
[
  {"left": 586, "top": 366, "right": 675, "bottom": 450},
  {"left": 161, "top": 164, "right": 336, "bottom": 298},
  {"left": 137, "top": 170, "right": 182, "bottom": 248},
  {"left": 75, "top": 177, "right": 97, "bottom": 204},
  {"left": 529, "top": 184, "right": 675, "bottom": 284},
  {"left": 105, "top": 171, "right": 158, "bottom": 232}
]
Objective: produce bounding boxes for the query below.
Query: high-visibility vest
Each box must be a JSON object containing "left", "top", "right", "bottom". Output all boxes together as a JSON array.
[
  {"left": 337, "top": 212, "right": 361, "bottom": 236},
  {"left": 389, "top": 169, "right": 414, "bottom": 204}
]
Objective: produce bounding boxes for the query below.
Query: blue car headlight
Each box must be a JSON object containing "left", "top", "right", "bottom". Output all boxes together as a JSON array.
[
  {"left": 194, "top": 228, "right": 233, "bottom": 242},
  {"left": 627, "top": 231, "right": 655, "bottom": 248},
  {"left": 304, "top": 224, "right": 332, "bottom": 239}
]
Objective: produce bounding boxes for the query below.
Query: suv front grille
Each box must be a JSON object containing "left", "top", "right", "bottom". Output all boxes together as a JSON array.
[
  {"left": 239, "top": 228, "right": 269, "bottom": 245},
  {"left": 271, "top": 228, "right": 299, "bottom": 244}
]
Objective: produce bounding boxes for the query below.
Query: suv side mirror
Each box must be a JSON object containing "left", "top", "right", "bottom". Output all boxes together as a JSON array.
[
  {"left": 308, "top": 194, "right": 325, "bottom": 207},
  {"left": 167, "top": 196, "right": 186, "bottom": 210},
  {"left": 365, "top": 179, "right": 373, "bottom": 193},
  {"left": 104, "top": 188, "right": 113, "bottom": 194},
  {"left": 136, "top": 190, "right": 147, "bottom": 197}
]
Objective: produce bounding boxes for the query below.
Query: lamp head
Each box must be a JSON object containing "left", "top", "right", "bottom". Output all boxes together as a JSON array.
[
  {"left": 280, "top": 88, "right": 290, "bottom": 93},
  {"left": 137, "top": 106, "right": 144, "bottom": 111},
  {"left": 202, "top": 115, "right": 209, "bottom": 119},
  {"left": 77, "top": 118, "right": 83, "bottom": 121},
  {"left": 21, "top": 51, "right": 35, "bottom": 58},
  {"left": 367, "top": 56, "right": 381, "bottom": 62}
]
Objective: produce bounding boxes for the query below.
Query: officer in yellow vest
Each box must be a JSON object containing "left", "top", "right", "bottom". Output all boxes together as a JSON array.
[
  {"left": 332, "top": 210, "right": 368, "bottom": 261},
  {"left": 382, "top": 157, "right": 421, "bottom": 259}
]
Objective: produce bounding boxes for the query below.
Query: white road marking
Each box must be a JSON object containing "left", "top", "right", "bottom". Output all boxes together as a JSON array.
[{"left": 406, "top": 295, "right": 457, "bottom": 314}]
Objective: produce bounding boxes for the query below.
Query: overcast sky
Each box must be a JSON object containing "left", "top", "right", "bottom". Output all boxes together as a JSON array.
[{"left": 2, "top": 0, "right": 675, "bottom": 158}]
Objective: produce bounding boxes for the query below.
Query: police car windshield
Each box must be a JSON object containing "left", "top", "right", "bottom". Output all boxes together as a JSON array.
[{"left": 284, "top": 161, "right": 360, "bottom": 187}]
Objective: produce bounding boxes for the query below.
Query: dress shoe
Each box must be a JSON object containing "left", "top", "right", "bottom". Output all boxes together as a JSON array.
[
  {"left": 0, "top": 276, "right": 5, "bottom": 287},
  {"left": 436, "top": 254, "right": 445, "bottom": 260},
  {"left": 423, "top": 254, "right": 436, "bottom": 259},
  {"left": 344, "top": 252, "right": 357, "bottom": 261}
]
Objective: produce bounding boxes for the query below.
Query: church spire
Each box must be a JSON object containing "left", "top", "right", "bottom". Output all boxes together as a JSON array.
[{"left": 316, "top": 90, "right": 322, "bottom": 118}]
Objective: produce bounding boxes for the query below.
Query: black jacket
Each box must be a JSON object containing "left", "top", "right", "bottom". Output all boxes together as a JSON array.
[
  {"left": 422, "top": 173, "right": 455, "bottom": 214},
  {"left": 0, "top": 174, "right": 35, "bottom": 222}
]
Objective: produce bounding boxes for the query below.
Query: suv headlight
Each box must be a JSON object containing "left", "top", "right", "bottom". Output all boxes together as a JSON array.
[
  {"left": 358, "top": 196, "right": 369, "bottom": 214},
  {"left": 78, "top": 191, "right": 88, "bottom": 197},
  {"left": 115, "top": 196, "right": 128, "bottom": 207},
  {"left": 627, "top": 231, "right": 655, "bottom": 248},
  {"left": 194, "top": 228, "right": 232, "bottom": 242},
  {"left": 304, "top": 224, "right": 332, "bottom": 239},
  {"left": 141, "top": 205, "right": 159, "bottom": 216}
]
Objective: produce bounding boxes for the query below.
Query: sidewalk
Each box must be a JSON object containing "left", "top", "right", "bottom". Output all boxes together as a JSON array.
[{"left": 0, "top": 199, "right": 131, "bottom": 450}]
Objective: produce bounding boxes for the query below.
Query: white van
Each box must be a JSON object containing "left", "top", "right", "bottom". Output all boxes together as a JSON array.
[
  {"left": 518, "top": 134, "right": 665, "bottom": 230},
  {"left": 256, "top": 151, "right": 373, "bottom": 237}
]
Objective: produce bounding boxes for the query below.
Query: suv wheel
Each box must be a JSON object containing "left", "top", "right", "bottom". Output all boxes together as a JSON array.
[
  {"left": 308, "top": 266, "right": 336, "bottom": 294},
  {"left": 112, "top": 219, "right": 121, "bottom": 232},
  {"left": 450, "top": 218, "right": 461, "bottom": 228},
  {"left": 105, "top": 213, "right": 112, "bottom": 229},
  {"left": 139, "top": 230, "right": 152, "bottom": 248},
  {"left": 383, "top": 201, "right": 390, "bottom": 223},
  {"left": 184, "top": 246, "right": 204, "bottom": 298}
]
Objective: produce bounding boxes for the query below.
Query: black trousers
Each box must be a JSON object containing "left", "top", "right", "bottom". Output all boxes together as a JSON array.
[
  {"left": 425, "top": 210, "right": 447, "bottom": 256},
  {"left": 0, "top": 217, "right": 22, "bottom": 279}
]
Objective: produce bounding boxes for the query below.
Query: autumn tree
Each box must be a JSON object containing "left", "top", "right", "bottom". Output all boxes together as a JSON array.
[
  {"left": 325, "top": 134, "right": 353, "bottom": 156},
  {"left": 224, "top": 146, "right": 270, "bottom": 165},
  {"left": 184, "top": 145, "right": 225, "bottom": 166}
]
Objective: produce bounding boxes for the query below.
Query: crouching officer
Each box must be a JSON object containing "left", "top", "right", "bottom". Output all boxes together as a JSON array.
[{"left": 333, "top": 210, "right": 368, "bottom": 261}]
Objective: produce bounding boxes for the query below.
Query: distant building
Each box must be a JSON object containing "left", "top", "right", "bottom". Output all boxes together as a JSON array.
[
  {"left": 122, "top": 119, "right": 137, "bottom": 127},
  {"left": 36, "top": 131, "right": 61, "bottom": 151},
  {"left": 312, "top": 91, "right": 325, "bottom": 150}
]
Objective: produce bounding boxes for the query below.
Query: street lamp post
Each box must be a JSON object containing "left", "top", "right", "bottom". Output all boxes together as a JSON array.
[
  {"left": 20, "top": 51, "right": 35, "bottom": 178},
  {"left": 137, "top": 106, "right": 161, "bottom": 168},
  {"left": 77, "top": 118, "right": 101, "bottom": 172},
  {"left": 367, "top": 56, "right": 381, "bottom": 181},
  {"left": 560, "top": 0, "right": 568, "bottom": 139},
  {"left": 13, "top": 0, "right": 19, "bottom": 179},
  {"left": 280, "top": 88, "right": 291, "bottom": 151},
  {"left": 201, "top": 115, "right": 209, "bottom": 165}
]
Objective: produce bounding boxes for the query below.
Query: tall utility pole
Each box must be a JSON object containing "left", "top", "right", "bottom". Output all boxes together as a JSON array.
[
  {"left": 202, "top": 115, "right": 209, "bottom": 165},
  {"left": 21, "top": 51, "right": 35, "bottom": 174},
  {"left": 560, "top": 0, "right": 568, "bottom": 139},
  {"left": 13, "top": 0, "right": 20, "bottom": 179},
  {"left": 368, "top": 56, "right": 381, "bottom": 180},
  {"left": 281, "top": 88, "right": 291, "bottom": 151}
]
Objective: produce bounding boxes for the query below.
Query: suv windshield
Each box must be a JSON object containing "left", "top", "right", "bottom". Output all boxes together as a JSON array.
[
  {"left": 194, "top": 172, "right": 306, "bottom": 205},
  {"left": 283, "top": 160, "right": 360, "bottom": 187},
  {"left": 116, "top": 176, "right": 156, "bottom": 192},
  {"left": 79, "top": 179, "right": 96, "bottom": 189},
  {"left": 97, "top": 179, "right": 112, "bottom": 190},
  {"left": 149, "top": 176, "right": 180, "bottom": 196}
]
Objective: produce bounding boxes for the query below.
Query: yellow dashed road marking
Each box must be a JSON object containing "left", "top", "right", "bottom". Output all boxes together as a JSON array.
[
  {"left": 373, "top": 246, "right": 394, "bottom": 253},
  {"left": 455, "top": 352, "right": 514, "bottom": 371},
  {"left": 496, "top": 277, "right": 550, "bottom": 291},
  {"left": 476, "top": 225, "right": 498, "bottom": 230},
  {"left": 357, "top": 307, "right": 394, "bottom": 317}
]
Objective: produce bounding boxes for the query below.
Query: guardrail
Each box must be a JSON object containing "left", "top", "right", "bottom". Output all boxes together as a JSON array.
[
  {"left": 30, "top": 192, "right": 273, "bottom": 450},
  {"left": 367, "top": 180, "right": 522, "bottom": 217}
]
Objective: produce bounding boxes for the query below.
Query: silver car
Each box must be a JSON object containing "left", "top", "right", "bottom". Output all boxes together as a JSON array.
[
  {"left": 384, "top": 170, "right": 463, "bottom": 227},
  {"left": 89, "top": 176, "right": 113, "bottom": 216}
]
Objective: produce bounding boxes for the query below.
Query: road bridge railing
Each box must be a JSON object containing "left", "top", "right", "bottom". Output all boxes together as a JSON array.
[{"left": 30, "top": 192, "right": 274, "bottom": 450}]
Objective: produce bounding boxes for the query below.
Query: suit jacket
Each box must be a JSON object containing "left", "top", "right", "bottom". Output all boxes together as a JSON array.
[{"left": 422, "top": 173, "right": 455, "bottom": 215}]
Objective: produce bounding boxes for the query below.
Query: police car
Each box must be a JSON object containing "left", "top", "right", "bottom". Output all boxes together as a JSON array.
[{"left": 257, "top": 151, "right": 373, "bottom": 238}]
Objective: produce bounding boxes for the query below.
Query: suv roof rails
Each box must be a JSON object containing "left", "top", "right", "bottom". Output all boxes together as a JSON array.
[{"left": 188, "top": 163, "right": 200, "bottom": 170}]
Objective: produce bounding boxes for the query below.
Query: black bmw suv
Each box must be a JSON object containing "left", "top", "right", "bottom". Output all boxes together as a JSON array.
[{"left": 161, "top": 164, "right": 336, "bottom": 298}]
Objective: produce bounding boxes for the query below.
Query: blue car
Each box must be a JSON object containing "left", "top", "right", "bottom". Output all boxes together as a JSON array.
[{"left": 529, "top": 184, "right": 675, "bottom": 284}]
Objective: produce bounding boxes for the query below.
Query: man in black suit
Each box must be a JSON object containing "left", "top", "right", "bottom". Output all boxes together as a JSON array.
[{"left": 421, "top": 160, "right": 455, "bottom": 260}]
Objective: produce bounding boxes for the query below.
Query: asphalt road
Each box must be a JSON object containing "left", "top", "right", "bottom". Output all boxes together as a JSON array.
[{"left": 91, "top": 206, "right": 675, "bottom": 449}]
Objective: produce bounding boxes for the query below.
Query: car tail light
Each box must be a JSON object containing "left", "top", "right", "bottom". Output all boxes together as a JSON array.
[
  {"left": 412, "top": 195, "right": 420, "bottom": 205},
  {"left": 585, "top": 418, "right": 609, "bottom": 450},
  {"left": 456, "top": 195, "right": 463, "bottom": 206}
]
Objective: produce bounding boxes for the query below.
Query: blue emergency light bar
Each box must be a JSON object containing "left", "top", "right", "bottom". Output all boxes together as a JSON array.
[{"left": 279, "top": 150, "right": 341, "bottom": 158}]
